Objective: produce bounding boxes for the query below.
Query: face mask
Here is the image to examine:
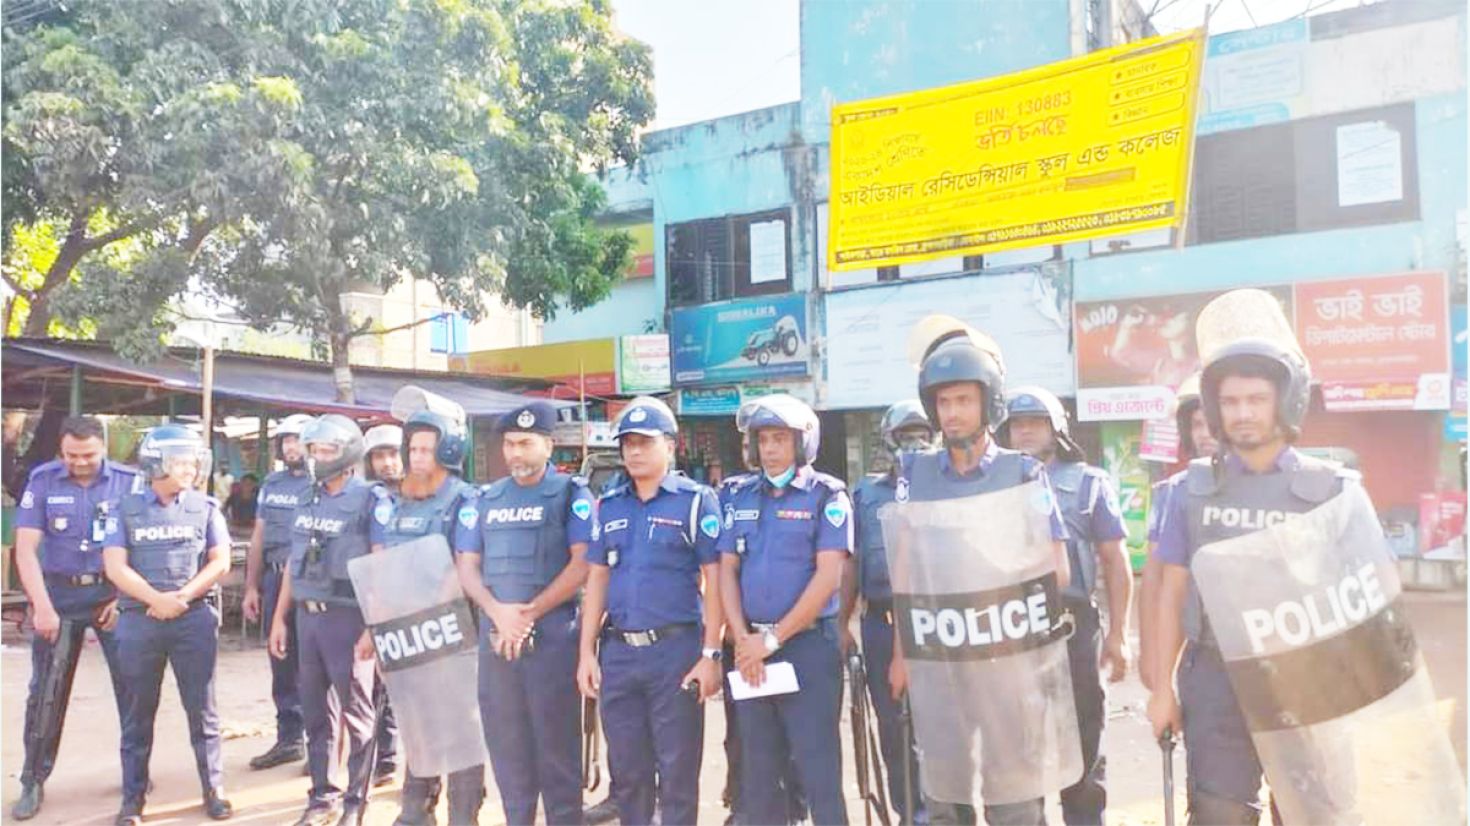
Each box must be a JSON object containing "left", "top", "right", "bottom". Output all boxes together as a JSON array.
[{"left": 765, "top": 465, "right": 797, "bottom": 489}]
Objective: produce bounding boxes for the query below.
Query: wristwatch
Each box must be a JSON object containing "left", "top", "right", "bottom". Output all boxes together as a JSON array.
[
  {"left": 761, "top": 628, "right": 782, "bottom": 654},
  {"left": 702, "top": 646, "right": 723, "bottom": 662}
]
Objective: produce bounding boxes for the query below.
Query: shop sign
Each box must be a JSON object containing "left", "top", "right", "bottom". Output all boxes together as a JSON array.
[
  {"left": 829, "top": 30, "right": 1204, "bottom": 270},
  {"left": 1074, "top": 287, "right": 1292, "bottom": 421},
  {"left": 825, "top": 267, "right": 1073, "bottom": 410},
  {"left": 1295, "top": 272, "right": 1450, "bottom": 411},
  {"left": 617, "top": 334, "right": 670, "bottom": 394},
  {"left": 671, "top": 293, "right": 810, "bottom": 385},
  {"left": 456, "top": 339, "right": 617, "bottom": 396}
]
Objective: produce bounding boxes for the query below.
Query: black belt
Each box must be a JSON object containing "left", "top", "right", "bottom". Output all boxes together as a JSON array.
[
  {"left": 301, "top": 600, "right": 333, "bottom": 614},
  {"left": 45, "top": 573, "right": 106, "bottom": 588},
  {"left": 748, "top": 620, "right": 821, "bottom": 639},
  {"left": 604, "top": 622, "right": 696, "bottom": 647}
]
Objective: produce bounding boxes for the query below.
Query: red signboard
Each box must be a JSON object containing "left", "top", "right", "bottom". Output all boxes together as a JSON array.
[{"left": 1294, "top": 272, "right": 1450, "bottom": 412}]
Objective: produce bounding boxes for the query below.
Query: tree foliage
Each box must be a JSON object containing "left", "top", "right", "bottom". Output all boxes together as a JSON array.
[{"left": 4, "top": 0, "right": 652, "bottom": 398}]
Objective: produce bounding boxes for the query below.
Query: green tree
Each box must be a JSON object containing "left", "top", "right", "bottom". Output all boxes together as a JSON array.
[{"left": 4, "top": 0, "right": 651, "bottom": 399}]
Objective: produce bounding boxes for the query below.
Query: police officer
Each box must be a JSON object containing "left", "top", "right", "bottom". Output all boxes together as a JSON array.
[
  {"left": 577, "top": 397, "right": 724, "bottom": 826},
  {"left": 455, "top": 401, "right": 593, "bottom": 825},
  {"left": 243, "top": 413, "right": 314, "bottom": 771},
  {"left": 11, "top": 416, "right": 141, "bottom": 820},
  {"left": 101, "top": 424, "right": 233, "bottom": 825},
  {"left": 999, "top": 387, "right": 1131, "bottom": 826},
  {"left": 719, "top": 394, "right": 852, "bottom": 826},
  {"left": 1147, "top": 310, "right": 1336, "bottom": 825},
  {"left": 837, "top": 400, "right": 932, "bottom": 825},
  {"left": 365, "top": 424, "right": 405, "bottom": 487},
  {"left": 1138, "top": 375, "right": 1217, "bottom": 692},
  {"left": 362, "top": 422, "right": 403, "bottom": 787},
  {"left": 891, "top": 325, "right": 1069, "bottom": 826},
  {"left": 379, "top": 407, "right": 484, "bottom": 825},
  {"left": 269, "top": 415, "right": 386, "bottom": 826}
]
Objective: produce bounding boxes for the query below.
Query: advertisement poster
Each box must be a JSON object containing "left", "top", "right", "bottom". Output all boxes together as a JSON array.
[
  {"left": 1139, "top": 417, "right": 1179, "bottom": 464},
  {"left": 1418, "top": 491, "right": 1467, "bottom": 556},
  {"left": 1074, "top": 286, "right": 1292, "bottom": 421},
  {"left": 1294, "top": 272, "right": 1450, "bottom": 411},
  {"left": 1446, "top": 304, "right": 1465, "bottom": 441},
  {"left": 617, "top": 334, "right": 671, "bottom": 394},
  {"left": 676, "top": 382, "right": 815, "bottom": 417},
  {"left": 825, "top": 267, "right": 1073, "bottom": 409},
  {"left": 671, "top": 293, "right": 810, "bottom": 385},
  {"left": 1099, "top": 422, "right": 1152, "bottom": 571},
  {"left": 828, "top": 30, "right": 1204, "bottom": 270}
]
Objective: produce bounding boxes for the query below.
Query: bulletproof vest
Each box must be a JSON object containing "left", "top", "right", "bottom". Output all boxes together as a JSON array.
[
  {"left": 289, "top": 478, "right": 380, "bottom": 606},
  {"left": 853, "top": 474, "right": 896, "bottom": 600},
  {"left": 903, "top": 448, "right": 1028, "bottom": 502},
  {"left": 383, "top": 476, "right": 470, "bottom": 548},
  {"left": 1182, "top": 455, "right": 1346, "bottom": 644},
  {"left": 477, "top": 471, "right": 578, "bottom": 603},
  {"left": 117, "top": 490, "right": 212, "bottom": 611},
  {"left": 258, "top": 469, "right": 313, "bottom": 564},
  {"left": 1049, "top": 461, "right": 1099, "bottom": 600}
]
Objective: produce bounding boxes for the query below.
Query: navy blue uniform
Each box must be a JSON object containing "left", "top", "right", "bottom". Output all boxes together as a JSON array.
[
  {"left": 1047, "top": 461, "right": 1128, "bottom": 826},
  {"left": 102, "top": 487, "right": 231, "bottom": 801},
  {"left": 455, "top": 465, "right": 595, "bottom": 825},
  {"left": 851, "top": 472, "right": 926, "bottom": 824},
  {"left": 255, "top": 468, "right": 313, "bottom": 748},
  {"left": 587, "top": 472, "right": 722, "bottom": 826},
  {"left": 14, "top": 459, "right": 141, "bottom": 788},
  {"left": 719, "top": 466, "right": 853, "bottom": 826},
  {"left": 288, "top": 476, "right": 386, "bottom": 809},
  {"left": 898, "top": 441, "right": 1067, "bottom": 826}
]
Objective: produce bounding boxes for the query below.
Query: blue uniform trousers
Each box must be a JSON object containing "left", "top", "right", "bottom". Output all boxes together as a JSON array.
[
  {"left": 861, "top": 611, "right": 926, "bottom": 824},
  {"left": 1180, "top": 641, "right": 1277, "bottom": 825},
  {"left": 1060, "top": 598, "right": 1106, "bottom": 826},
  {"left": 735, "top": 619, "right": 848, "bottom": 826},
  {"left": 478, "top": 604, "right": 583, "bottom": 825},
  {"left": 261, "top": 566, "right": 304, "bottom": 745},
  {"left": 22, "top": 579, "right": 125, "bottom": 786},
  {"left": 117, "top": 604, "right": 223, "bottom": 800},
  {"left": 599, "top": 630, "right": 704, "bottom": 826},
  {"left": 296, "top": 604, "right": 376, "bottom": 806}
]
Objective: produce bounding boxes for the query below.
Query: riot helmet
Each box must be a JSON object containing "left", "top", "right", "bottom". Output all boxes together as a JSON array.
[
  {"left": 363, "top": 424, "right": 404, "bottom": 482},
  {"left": 275, "top": 413, "right": 313, "bottom": 468},
  {"left": 739, "top": 394, "right": 820, "bottom": 469},
  {"left": 1196, "top": 289, "right": 1311, "bottom": 443},
  {"left": 879, "top": 400, "right": 933, "bottom": 459},
  {"left": 138, "top": 423, "right": 212, "bottom": 486},
  {"left": 402, "top": 410, "right": 467, "bottom": 472},
  {"left": 301, "top": 414, "right": 365, "bottom": 482},
  {"left": 999, "top": 385, "right": 1084, "bottom": 462},
  {"left": 910, "top": 315, "right": 1008, "bottom": 433}
]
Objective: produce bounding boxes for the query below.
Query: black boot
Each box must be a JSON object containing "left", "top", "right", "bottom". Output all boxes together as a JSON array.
[
  {"left": 11, "top": 782, "right": 43, "bottom": 820},
  {"left": 114, "top": 797, "right": 145, "bottom": 826},
  {"left": 294, "top": 799, "right": 344, "bottom": 826},
  {"left": 446, "top": 770, "right": 485, "bottom": 825},
  {"left": 205, "top": 788, "right": 234, "bottom": 820},
  {"left": 336, "top": 800, "right": 365, "bottom": 826},
  {"left": 250, "top": 740, "right": 306, "bottom": 769},
  {"left": 584, "top": 795, "right": 619, "bottom": 824}
]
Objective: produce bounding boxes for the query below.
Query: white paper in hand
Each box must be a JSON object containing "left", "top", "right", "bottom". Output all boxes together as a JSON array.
[{"left": 727, "top": 661, "right": 801, "bottom": 700}]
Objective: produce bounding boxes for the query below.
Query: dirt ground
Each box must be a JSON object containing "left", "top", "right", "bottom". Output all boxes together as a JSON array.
[{"left": 3, "top": 591, "right": 1464, "bottom": 825}]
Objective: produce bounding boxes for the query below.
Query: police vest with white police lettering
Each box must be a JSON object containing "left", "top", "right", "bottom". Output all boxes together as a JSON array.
[
  {"left": 258, "top": 468, "right": 314, "bottom": 564},
  {"left": 382, "top": 476, "right": 471, "bottom": 548},
  {"left": 1182, "top": 454, "right": 1351, "bottom": 645},
  {"left": 476, "top": 471, "right": 582, "bottom": 603},
  {"left": 289, "top": 477, "right": 383, "bottom": 606},
  {"left": 116, "top": 489, "right": 214, "bottom": 611}
]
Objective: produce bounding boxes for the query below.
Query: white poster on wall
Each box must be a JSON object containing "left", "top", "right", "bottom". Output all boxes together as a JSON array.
[
  {"left": 824, "top": 269, "right": 1074, "bottom": 410},
  {"left": 749, "top": 219, "right": 787, "bottom": 284},
  {"left": 1336, "top": 120, "right": 1403, "bottom": 207}
]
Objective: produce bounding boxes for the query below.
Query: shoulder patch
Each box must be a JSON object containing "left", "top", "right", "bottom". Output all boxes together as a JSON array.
[
  {"left": 824, "top": 497, "right": 849, "bottom": 528},
  {"left": 571, "top": 498, "right": 592, "bottom": 521},
  {"left": 458, "top": 503, "right": 479, "bottom": 529},
  {"left": 700, "top": 513, "right": 721, "bottom": 539},
  {"left": 374, "top": 497, "right": 394, "bottom": 526},
  {"left": 20, "top": 490, "right": 34, "bottom": 509},
  {"left": 895, "top": 477, "right": 909, "bottom": 503}
]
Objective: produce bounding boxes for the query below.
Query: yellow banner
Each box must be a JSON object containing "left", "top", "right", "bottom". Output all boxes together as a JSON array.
[{"left": 828, "top": 30, "right": 1205, "bottom": 272}]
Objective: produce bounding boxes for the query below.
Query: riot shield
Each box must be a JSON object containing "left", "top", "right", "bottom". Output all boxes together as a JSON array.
[
  {"left": 1191, "top": 483, "right": 1466, "bottom": 825},
  {"left": 347, "top": 535, "right": 488, "bottom": 777},
  {"left": 879, "top": 480, "right": 1082, "bottom": 807}
]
